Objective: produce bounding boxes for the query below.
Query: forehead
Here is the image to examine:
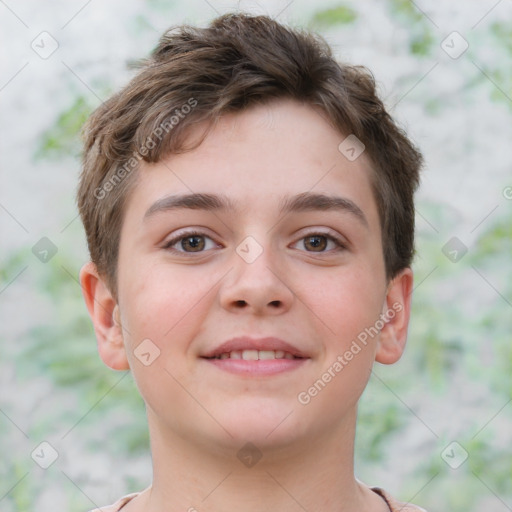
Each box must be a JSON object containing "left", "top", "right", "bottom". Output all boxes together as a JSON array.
[{"left": 126, "top": 99, "right": 379, "bottom": 230}]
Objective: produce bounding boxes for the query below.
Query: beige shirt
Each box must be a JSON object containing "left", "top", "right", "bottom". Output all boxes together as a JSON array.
[{"left": 90, "top": 488, "right": 427, "bottom": 511}]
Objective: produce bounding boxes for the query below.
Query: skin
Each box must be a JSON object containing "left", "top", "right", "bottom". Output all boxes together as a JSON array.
[{"left": 80, "top": 98, "right": 413, "bottom": 512}]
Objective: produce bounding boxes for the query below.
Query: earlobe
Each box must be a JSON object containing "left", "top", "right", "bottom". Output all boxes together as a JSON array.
[
  {"left": 79, "top": 261, "right": 130, "bottom": 370},
  {"left": 375, "top": 267, "right": 413, "bottom": 365}
]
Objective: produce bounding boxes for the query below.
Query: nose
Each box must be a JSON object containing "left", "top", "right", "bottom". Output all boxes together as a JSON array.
[{"left": 218, "top": 240, "right": 294, "bottom": 316}]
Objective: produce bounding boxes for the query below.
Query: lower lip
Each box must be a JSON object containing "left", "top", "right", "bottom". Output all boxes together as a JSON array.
[{"left": 202, "top": 357, "right": 308, "bottom": 376}]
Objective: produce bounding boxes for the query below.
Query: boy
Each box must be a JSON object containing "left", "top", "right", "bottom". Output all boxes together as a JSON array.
[{"left": 77, "top": 12, "right": 426, "bottom": 512}]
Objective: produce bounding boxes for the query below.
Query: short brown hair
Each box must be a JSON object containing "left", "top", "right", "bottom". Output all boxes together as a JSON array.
[{"left": 77, "top": 13, "right": 422, "bottom": 300}]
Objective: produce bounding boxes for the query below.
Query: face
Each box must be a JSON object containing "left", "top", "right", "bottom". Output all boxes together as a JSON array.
[{"left": 82, "top": 98, "right": 412, "bottom": 454}]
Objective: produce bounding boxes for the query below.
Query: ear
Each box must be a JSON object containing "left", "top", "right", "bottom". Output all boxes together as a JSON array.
[
  {"left": 375, "top": 267, "right": 413, "bottom": 365},
  {"left": 79, "top": 261, "right": 129, "bottom": 370}
]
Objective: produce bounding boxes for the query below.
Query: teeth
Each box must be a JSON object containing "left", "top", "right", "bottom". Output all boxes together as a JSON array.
[
  {"left": 242, "top": 350, "right": 259, "bottom": 360},
  {"left": 258, "top": 350, "right": 276, "bottom": 360},
  {"left": 213, "top": 350, "right": 299, "bottom": 360}
]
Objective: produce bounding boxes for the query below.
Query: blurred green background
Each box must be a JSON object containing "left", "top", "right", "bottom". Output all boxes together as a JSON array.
[{"left": 1, "top": 1, "right": 511, "bottom": 511}]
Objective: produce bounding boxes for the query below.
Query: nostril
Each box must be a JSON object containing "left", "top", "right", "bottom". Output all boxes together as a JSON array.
[{"left": 232, "top": 299, "right": 281, "bottom": 308}]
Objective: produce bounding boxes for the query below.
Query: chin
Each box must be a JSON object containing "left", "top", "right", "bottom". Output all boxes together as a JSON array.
[{"left": 212, "top": 398, "right": 308, "bottom": 449}]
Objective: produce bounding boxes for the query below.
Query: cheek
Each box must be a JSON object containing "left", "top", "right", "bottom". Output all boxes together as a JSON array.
[
  {"left": 118, "top": 264, "right": 212, "bottom": 421},
  {"left": 119, "top": 260, "right": 215, "bottom": 365},
  {"left": 307, "top": 264, "right": 385, "bottom": 345},
  {"left": 296, "top": 268, "right": 383, "bottom": 419}
]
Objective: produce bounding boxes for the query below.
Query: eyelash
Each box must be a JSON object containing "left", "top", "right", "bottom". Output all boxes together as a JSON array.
[
  {"left": 162, "top": 229, "right": 347, "bottom": 255},
  {"left": 162, "top": 230, "right": 219, "bottom": 254},
  {"left": 296, "top": 232, "right": 347, "bottom": 252}
]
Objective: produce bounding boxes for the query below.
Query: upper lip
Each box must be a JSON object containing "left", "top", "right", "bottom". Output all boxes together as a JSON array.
[{"left": 201, "top": 336, "right": 310, "bottom": 359}]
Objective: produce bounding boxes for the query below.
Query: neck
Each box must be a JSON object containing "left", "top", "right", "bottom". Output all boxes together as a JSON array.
[{"left": 131, "top": 407, "right": 387, "bottom": 512}]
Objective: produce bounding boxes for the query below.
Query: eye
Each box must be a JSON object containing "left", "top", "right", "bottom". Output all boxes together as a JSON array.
[
  {"left": 163, "top": 230, "right": 219, "bottom": 253},
  {"left": 293, "top": 232, "right": 346, "bottom": 253}
]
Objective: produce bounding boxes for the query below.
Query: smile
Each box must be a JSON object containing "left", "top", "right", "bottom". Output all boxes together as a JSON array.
[
  {"left": 206, "top": 349, "right": 302, "bottom": 360},
  {"left": 200, "top": 336, "right": 310, "bottom": 376}
]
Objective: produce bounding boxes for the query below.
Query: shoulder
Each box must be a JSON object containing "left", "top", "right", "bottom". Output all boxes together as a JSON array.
[
  {"left": 88, "top": 492, "right": 140, "bottom": 512},
  {"left": 372, "top": 487, "right": 428, "bottom": 512}
]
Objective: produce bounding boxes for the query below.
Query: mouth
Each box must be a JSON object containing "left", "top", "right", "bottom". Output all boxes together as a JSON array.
[
  {"left": 200, "top": 337, "right": 310, "bottom": 376},
  {"left": 205, "top": 349, "right": 302, "bottom": 360}
]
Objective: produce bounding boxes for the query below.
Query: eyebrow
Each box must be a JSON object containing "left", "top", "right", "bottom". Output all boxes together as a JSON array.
[
  {"left": 278, "top": 192, "right": 368, "bottom": 227},
  {"left": 143, "top": 191, "right": 368, "bottom": 227},
  {"left": 143, "top": 193, "right": 236, "bottom": 220}
]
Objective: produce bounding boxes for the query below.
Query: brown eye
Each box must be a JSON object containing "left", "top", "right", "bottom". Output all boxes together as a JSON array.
[
  {"left": 164, "top": 231, "right": 218, "bottom": 254},
  {"left": 181, "top": 235, "right": 205, "bottom": 252},
  {"left": 293, "top": 232, "right": 346, "bottom": 253},
  {"left": 303, "top": 235, "right": 328, "bottom": 252}
]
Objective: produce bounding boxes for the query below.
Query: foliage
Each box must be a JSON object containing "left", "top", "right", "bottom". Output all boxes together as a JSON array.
[
  {"left": 388, "top": 0, "right": 435, "bottom": 57},
  {"left": 35, "top": 96, "right": 94, "bottom": 160},
  {"left": 310, "top": 5, "right": 357, "bottom": 28},
  {"left": 2, "top": 1, "right": 511, "bottom": 511}
]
